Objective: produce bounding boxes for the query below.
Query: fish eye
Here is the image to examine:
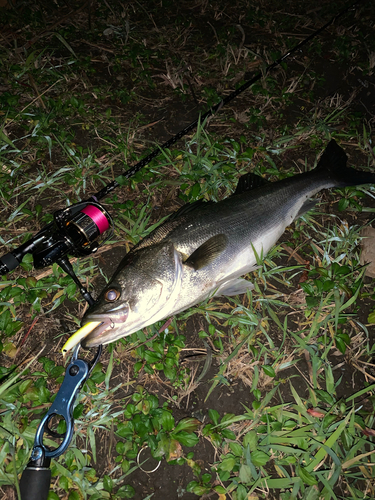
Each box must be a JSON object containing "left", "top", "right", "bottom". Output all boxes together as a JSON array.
[{"left": 105, "top": 289, "right": 121, "bottom": 302}]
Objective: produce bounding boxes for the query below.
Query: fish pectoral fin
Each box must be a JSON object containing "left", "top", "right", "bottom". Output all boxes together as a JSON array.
[
  {"left": 214, "top": 277, "right": 254, "bottom": 297},
  {"left": 184, "top": 234, "right": 228, "bottom": 270}
]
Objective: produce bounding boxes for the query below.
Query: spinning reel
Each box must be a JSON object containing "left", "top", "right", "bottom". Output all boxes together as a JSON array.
[{"left": 0, "top": 199, "right": 113, "bottom": 304}]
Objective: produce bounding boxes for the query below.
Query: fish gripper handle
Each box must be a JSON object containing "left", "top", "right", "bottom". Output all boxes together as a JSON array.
[
  {"left": 33, "top": 357, "right": 89, "bottom": 458},
  {"left": 19, "top": 345, "right": 102, "bottom": 499},
  {"left": 19, "top": 445, "right": 51, "bottom": 500}
]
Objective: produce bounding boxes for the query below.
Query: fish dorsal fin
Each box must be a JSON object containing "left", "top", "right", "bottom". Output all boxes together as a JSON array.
[
  {"left": 316, "top": 139, "right": 347, "bottom": 171},
  {"left": 168, "top": 199, "right": 213, "bottom": 221},
  {"left": 234, "top": 172, "right": 270, "bottom": 195},
  {"left": 134, "top": 200, "right": 213, "bottom": 251},
  {"left": 133, "top": 218, "right": 181, "bottom": 250},
  {"left": 184, "top": 234, "right": 228, "bottom": 270}
]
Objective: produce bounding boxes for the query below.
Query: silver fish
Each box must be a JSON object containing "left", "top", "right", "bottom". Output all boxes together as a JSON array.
[{"left": 63, "top": 139, "right": 375, "bottom": 351}]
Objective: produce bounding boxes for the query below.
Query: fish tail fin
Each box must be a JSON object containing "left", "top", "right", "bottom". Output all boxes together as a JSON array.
[{"left": 317, "top": 139, "right": 375, "bottom": 187}]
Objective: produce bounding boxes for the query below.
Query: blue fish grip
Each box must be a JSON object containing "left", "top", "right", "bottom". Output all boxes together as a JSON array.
[
  {"left": 33, "top": 357, "right": 89, "bottom": 458},
  {"left": 32, "top": 344, "right": 102, "bottom": 458},
  {"left": 19, "top": 345, "right": 102, "bottom": 500}
]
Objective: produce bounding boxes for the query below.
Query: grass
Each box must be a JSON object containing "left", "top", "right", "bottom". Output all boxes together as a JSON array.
[{"left": 1, "top": 0, "right": 375, "bottom": 499}]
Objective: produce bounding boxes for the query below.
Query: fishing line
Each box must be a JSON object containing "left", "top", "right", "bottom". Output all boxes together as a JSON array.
[
  {"left": 93, "top": 0, "right": 365, "bottom": 202},
  {"left": 79, "top": 205, "right": 110, "bottom": 235}
]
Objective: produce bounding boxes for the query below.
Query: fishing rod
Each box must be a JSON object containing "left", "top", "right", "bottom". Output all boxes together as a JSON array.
[
  {"left": 0, "top": 0, "right": 364, "bottom": 304},
  {"left": 7, "top": 0, "right": 365, "bottom": 498}
]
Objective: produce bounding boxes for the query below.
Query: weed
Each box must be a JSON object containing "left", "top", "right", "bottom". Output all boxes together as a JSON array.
[{"left": 1, "top": 1, "right": 375, "bottom": 499}]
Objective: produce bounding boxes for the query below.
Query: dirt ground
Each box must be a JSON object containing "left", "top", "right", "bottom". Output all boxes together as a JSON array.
[{"left": 1, "top": 0, "right": 375, "bottom": 499}]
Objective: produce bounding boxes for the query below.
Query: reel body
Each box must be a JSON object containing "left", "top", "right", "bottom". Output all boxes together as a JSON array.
[{"left": 0, "top": 200, "right": 113, "bottom": 274}]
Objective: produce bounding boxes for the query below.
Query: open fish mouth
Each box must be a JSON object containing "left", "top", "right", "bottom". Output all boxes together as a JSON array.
[
  {"left": 61, "top": 303, "right": 129, "bottom": 355},
  {"left": 80, "top": 319, "right": 112, "bottom": 348}
]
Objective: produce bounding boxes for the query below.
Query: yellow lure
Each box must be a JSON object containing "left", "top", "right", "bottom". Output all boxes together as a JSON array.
[{"left": 61, "top": 321, "right": 101, "bottom": 357}]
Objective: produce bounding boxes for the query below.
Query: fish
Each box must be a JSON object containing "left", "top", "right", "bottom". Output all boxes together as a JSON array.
[{"left": 62, "top": 139, "right": 375, "bottom": 354}]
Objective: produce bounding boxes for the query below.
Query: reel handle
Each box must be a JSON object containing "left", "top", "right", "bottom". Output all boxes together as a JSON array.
[{"left": 0, "top": 251, "right": 20, "bottom": 274}]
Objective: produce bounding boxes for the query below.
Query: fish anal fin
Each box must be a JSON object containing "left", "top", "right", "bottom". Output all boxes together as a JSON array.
[
  {"left": 184, "top": 234, "right": 228, "bottom": 270},
  {"left": 214, "top": 277, "right": 254, "bottom": 297},
  {"left": 297, "top": 199, "right": 317, "bottom": 218},
  {"left": 234, "top": 172, "right": 269, "bottom": 196}
]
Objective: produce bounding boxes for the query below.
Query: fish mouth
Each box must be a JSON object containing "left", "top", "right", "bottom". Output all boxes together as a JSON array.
[
  {"left": 61, "top": 303, "right": 129, "bottom": 355},
  {"left": 64, "top": 304, "right": 129, "bottom": 349},
  {"left": 81, "top": 303, "right": 130, "bottom": 348}
]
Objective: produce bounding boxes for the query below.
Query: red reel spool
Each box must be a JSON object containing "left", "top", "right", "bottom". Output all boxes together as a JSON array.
[{"left": 64, "top": 202, "right": 112, "bottom": 251}]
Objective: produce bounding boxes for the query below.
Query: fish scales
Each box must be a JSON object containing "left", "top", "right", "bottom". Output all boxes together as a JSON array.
[
  {"left": 165, "top": 171, "right": 331, "bottom": 262},
  {"left": 61, "top": 139, "right": 375, "bottom": 353}
]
